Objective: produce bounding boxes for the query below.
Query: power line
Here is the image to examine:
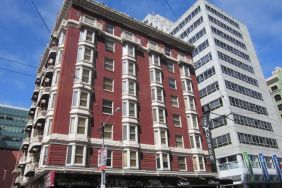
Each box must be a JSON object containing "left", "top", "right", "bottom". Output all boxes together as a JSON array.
[
  {"left": 0, "top": 67, "right": 35, "bottom": 77},
  {"left": 29, "top": 0, "right": 51, "bottom": 34},
  {"left": 0, "top": 57, "right": 38, "bottom": 69},
  {"left": 164, "top": 0, "right": 178, "bottom": 20}
]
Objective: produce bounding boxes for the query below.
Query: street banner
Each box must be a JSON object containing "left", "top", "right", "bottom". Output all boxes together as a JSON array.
[
  {"left": 98, "top": 147, "right": 108, "bottom": 170},
  {"left": 243, "top": 152, "right": 253, "bottom": 175},
  {"left": 272, "top": 155, "right": 282, "bottom": 181},
  {"left": 258, "top": 153, "right": 270, "bottom": 181},
  {"left": 202, "top": 108, "right": 216, "bottom": 163}
]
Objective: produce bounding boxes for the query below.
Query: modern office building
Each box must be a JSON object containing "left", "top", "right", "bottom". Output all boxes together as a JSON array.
[
  {"left": 143, "top": 13, "right": 174, "bottom": 33},
  {"left": 266, "top": 67, "right": 282, "bottom": 121},
  {"left": 12, "top": 0, "right": 235, "bottom": 187},
  {"left": 0, "top": 104, "right": 28, "bottom": 150},
  {"left": 164, "top": 0, "right": 282, "bottom": 186}
]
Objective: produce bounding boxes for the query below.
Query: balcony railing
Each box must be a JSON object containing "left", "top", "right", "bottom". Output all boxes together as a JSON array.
[
  {"left": 20, "top": 137, "right": 30, "bottom": 150},
  {"left": 147, "top": 42, "right": 165, "bottom": 54},
  {"left": 80, "top": 15, "right": 103, "bottom": 30},
  {"left": 218, "top": 161, "right": 239, "bottom": 171},
  {"left": 121, "top": 31, "right": 141, "bottom": 46},
  {"left": 178, "top": 54, "right": 193, "bottom": 65}
]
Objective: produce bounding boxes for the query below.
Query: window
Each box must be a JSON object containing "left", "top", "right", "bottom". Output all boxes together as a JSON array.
[
  {"left": 105, "top": 39, "right": 115, "bottom": 52},
  {"left": 182, "top": 79, "right": 193, "bottom": 93},
  {"left": 154, "top": 129, "right": 168, "bottom": 145},
  {"left": 271, "top": 85, "right": 278, "bottom": 91},
  {"left": 165, "top": 47, "right": 171, "bottom": 56},
  {"left": 44, "top": 118, "right": 52, "bottom": 136},
  {"left": 42, "top": 146, "right": 49, "bottom": 166},
  {"left": 218, "top": 52, "right": 254, "bottom": 73},
  {"left": 194, "top": 52, "right": 212, "bottom": 70},
  {"left": 77, "top": 46, "right": 93, "bottom": 62},
  {"left": 187, "top": 115, "right": 198, "bottom": 129},
  {"left": 122, "top": 60, "right": 136, "bottom": 76},
  {"left": 192, "top": 40, "right": 209, "bottom": 57},
  {"left": 150, "top": 54, "right": 160, "bottom": 66},
  {"left": 190, "top": 135, "right": 202, "bottom": 149},
  {"left": 49, "top": 93, "right": 57, "bottom": 109},
  {"left": 202, "top": 98, "right": 223, "bottom": 112},
  {"left": 197, "top": 66, "right": 216, "bottom": 84},
  {"left": 192, "top": 155, "right": 205, "bottom": 171},
  {"left": 123, "top": 150, "right": 138, "bottom": 168},
  {"left": 175, "top": 135, "right": 184, "bottom": 148},
  {"left": 52, "top": 70, "right": 60, "bottom": 85},
  {"left": 103, "top": 124, "right": 112, "bottom": 139},
  {"left": 72, "top": 90, "right": 89, "bottom": 108},
  {"left": 55, "top": 49, "right": 63, "bottom": 65},
  {"left": 58, "top": 31, "right": 65, "bottom": 45},
  {"left": 182, "top": 65, "right": 190, "bottom": 76},
  {"left": 178, "top": 157, "right": 186, "bottom": 170},
  {"left": 122, "top": 101, "right": 137, "bottom": 118},
  {"left": 122, "top": 44, "right": 135, "bottom": 58},
  {"left": 66, "top": 145, "right": 86, "bottom": 165},
  {"left": 188, "top": 96, "right": 195, "bottom": 110},
  {"left": 122, "top": 124, "right": 137, "bottom": 142},
  {"left": 278, "top": 104, "right": 282, "bottom": 111},
  {"left": 103, "top": 77, "right": 114, "bottom": 92},
  {"left": 122, "top": 80, "right": 136, "bottom": 95},
  {"left": 167, "top": 61, "right": 174, "bottom": 72},
  {"left": 80, "top": 29, "right": 94, "bottom": 43},
  {"left": 98, "top": 150, "right": 113, "bottom": 168},
  {"left": 213, "top": 133, "right": 232, "bottom": 148},
  {"left": 173, "top": 114, "right": 181, "bottom": 127},
  {"left": 69, "top": 116, "right": 88, "bottom": 135},
  {"left": 106, "top": 24, "right": 114, "bottom": 34},
  {"left": 238, "top": 132, "right": 278, "bottom": 149},
  {"left": 104, "top": 58, "right": 114, "bottom": 71},
  {"left": 156, "top": 153, "right": 170, "bottom": 170},
  {"left": 102, "top": 100, "right": 113, "bottom": 114},
  {"left": 199, "top": 81, "right": 219, "bottom": 99},
  {"left": 151, "top": 87, "right": 164, "bottom": 102},
  {"left": 188, "top": 28, "right": 206, "bottom": 44},
  {"left": 168, "top": 78, "right": 177, "bottom": 89},
  {"left": 75, "top": 67, "right": 91, "bottom": 84},
  {"left": 152, "top": 108, "right": 166, "bottom": 123},
  {"left": 171, "top": 95, "right": 179, "bottom": 107}
]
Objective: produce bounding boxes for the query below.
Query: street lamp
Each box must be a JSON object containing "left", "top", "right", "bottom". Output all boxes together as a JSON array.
[{"left": 99, "top": 107, "right": 120, "bottom": 188}]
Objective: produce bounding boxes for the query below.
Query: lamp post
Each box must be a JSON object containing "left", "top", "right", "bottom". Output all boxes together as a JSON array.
[{"left": 100, "top": 107, "right": 120, "bottom": 188}]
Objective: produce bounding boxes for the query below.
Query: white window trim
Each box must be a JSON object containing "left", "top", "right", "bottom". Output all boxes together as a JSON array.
[
  {"left": 190, "top": 134, "right": 202, "bottom": 149},
  {"left": 149, "top": 54, "right": 160, "bottom": 66},
  {"left": 105, "top": 38, "right": 115, "bottom": 52},
  {"left": 122, "top": 124, "right": 138, "bottom": 142},
  {"left": 52, "top": 70, "right": 60, "bottom": 85},
  {"left": 152, "top": 107, "right": 166, "bottom": 123},
  {"left": 71, "top": 89, "right": 90, "bottom": 109},
  {"left": 48, "top": 92, "right": 57, "bottom": 110},
  {"left": 68, "top": 115, "right": 89, "bottom": 136},
  {"left": 58, "top": 31, "right": 65, "bottom": 46},
  {"left": 103, "top": 124, "right": 113, "bottom": 140},
  {"left": 122, "top": 79, "right": 136, "bottom": 95},
  {"left": 55, "top": 49, "right": 63, "bottom": 65},
  {"left": 193, "top": 155, "right": 206, "bottom": 171},
  {"left": 187, "top": 114, "right": 199, "bottom": 129},
  {"left": 182, "top": 65, "right": 190, "bottom": 77},
  {"left": 79, "top": 29, "right": 95, "bottom": 43},
  {"left": 151, "top": 87, "right": 164, "bottom": 102},
  {"left": 75, "top": 66, "right": 92, "bottom": 84},
  {"left": 77, "top": 46, "right": 94, "bottom": 63},
  {"left": 43, "top": 118, "right": 52, "bottom": 136},
  {"left": 104, "top": 58, "right": 115, "bottom": 72},
  {"left": 123, "top": 149, "right": 139, "bottom": 169},
  {"left": 154, "top": 128, "right": 168, "bottom": 146},
  {"left": 171, "top": 95, "right": 179, "bottom": 108},
  {"left": 39, "top": 145, "right": 49, "bottom": 167},
  {"left": 122, "top": 43, "right": 135, "bottom": 58},
  {"left": 122, "top": 100, "right": 137, "bottom": 118},
  {"left": 102, "top": 99, "right": 113, "bottom": 115},
  {"left": 175, "top": 135, "right": 184, "bottom": 148},
  {"left": 173, "top": 114, "right": 182, "bottom": 127},
  {"left": 103, "top": 77, "right": 114, "bottom": 92},
  {"left": 167, "top": 61, "right": 175, "bottom": 73},
  {"left": 150, "top": 69, "right": 162, "bottom": 84},
  {"left": 156, "top": 152, "right": 171, "bottom": 170},
  {"left": 168, "top": 78, "right": 177, "bottom": 90},
  {"left": 122, "top": 60, "right": 136, "bottom": 76},
  {"left": 66, "top": 144, "right": 87, "bottom": 166},
  {"left": 178, "top": 156, "right": 187, "bottom": 171}
]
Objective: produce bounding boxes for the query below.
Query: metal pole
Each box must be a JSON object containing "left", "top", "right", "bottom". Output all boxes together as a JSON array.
[{"left": 100, "top": 107, "right": 120, "bottom": 188}]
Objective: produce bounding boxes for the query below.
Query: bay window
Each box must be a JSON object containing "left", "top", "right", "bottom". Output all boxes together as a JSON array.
[
  {"left": 69, "top": 116, "right": 88, "bottom": 135},
  {"left": 152, "top": 107, "right": 166, "bottom": 123},
  {"left": 151, "top": 87, "right": 164, "bottom": 102},
  {"left": 150, "top": 69, "right": 162, "bottom": 83},
  {"left": 178, "top": 156, "right": 187, "bottom": 171},
  {"left": 72, "top": 90, "right": 90, "bottom": 108},
  {"left": 122, "top": 43, "right": 135, "bottom": 58},
  {"left": 77, "top": 46, "right": 93, "bottom": 62},
  {"left": 192, "top": 155, "right": 205, "bottom": 171},
  {"left": 122, "top": 60, "right": 136, "bottom": 76},
  {"left": 122, "top": 79, "right": 136, "bottom": 95},
  {"left": 154, "top": 128, "right": 168, "bottom": 146},
  {"left": 79, "top": 29, "right": 95, "bottom": 43},
  {"left": 149, "top": 54, "right": 160, "bottom": 66},
  {"left": 122, "top": 101, "right": 137, "bottom": 118},
  {"left": 75, "top": 67, "right": 91, "bottom": 84}
]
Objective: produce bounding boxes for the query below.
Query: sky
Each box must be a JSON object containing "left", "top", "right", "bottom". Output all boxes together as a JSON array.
[{"left": 0, "top": 0, "right": 281, "bottom": 108}]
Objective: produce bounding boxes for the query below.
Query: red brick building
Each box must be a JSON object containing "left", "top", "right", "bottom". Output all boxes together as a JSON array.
[{"left": 14, "top": 0, "right": 219, "bottom": 187}]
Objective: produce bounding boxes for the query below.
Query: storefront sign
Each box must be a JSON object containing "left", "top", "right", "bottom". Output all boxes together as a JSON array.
[
  {"left": 98, "top": 147, "right": 107, "bottom": 170},
  {"left": 272, "top": 155, "right": 282, "bottom": 181},
  {"left": 202, "top": 110, "right": 216, "bottom": 163},
  {"left": 258, "top": 153, "right": 270, "bottom": 181},
  {"left": 243, "top": 152, "right": 253, "bottom": 175},
  {"left": 45, "top": 171, "right": 55, "bottom": 187}
]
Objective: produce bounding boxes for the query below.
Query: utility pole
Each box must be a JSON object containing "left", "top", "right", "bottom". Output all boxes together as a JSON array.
[{"left": 99, "top": 107, "right": 120, "bottom": 188}]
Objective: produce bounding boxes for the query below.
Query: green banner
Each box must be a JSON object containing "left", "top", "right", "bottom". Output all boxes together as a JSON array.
[{"left": 243, "top": 152, "right": 254, "bottom": 182}]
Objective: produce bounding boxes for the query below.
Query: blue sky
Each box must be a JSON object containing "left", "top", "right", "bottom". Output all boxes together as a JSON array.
[{"left": 0, "top": 0, "right": 281, "bottom": 108}]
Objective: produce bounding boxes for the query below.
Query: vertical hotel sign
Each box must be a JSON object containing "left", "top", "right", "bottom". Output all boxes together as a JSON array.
[
  {"left": 258, "top": 153, "right": 270, "bottom": 181},
  {"left": 202, "top": 106, "right": 216, "bottom": 163},
  {"left": 272, "top": 155, "right": 282, "bottom": 181}
]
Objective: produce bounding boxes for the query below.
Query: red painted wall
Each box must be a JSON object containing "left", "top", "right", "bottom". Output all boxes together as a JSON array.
[{"left": 0, "top": 150, "right": 19, "bottom": 188}]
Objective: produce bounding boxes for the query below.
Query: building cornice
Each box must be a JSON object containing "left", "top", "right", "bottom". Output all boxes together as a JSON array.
[{"left": 53, "top": 0, "right": 194, "bottom": 53}]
